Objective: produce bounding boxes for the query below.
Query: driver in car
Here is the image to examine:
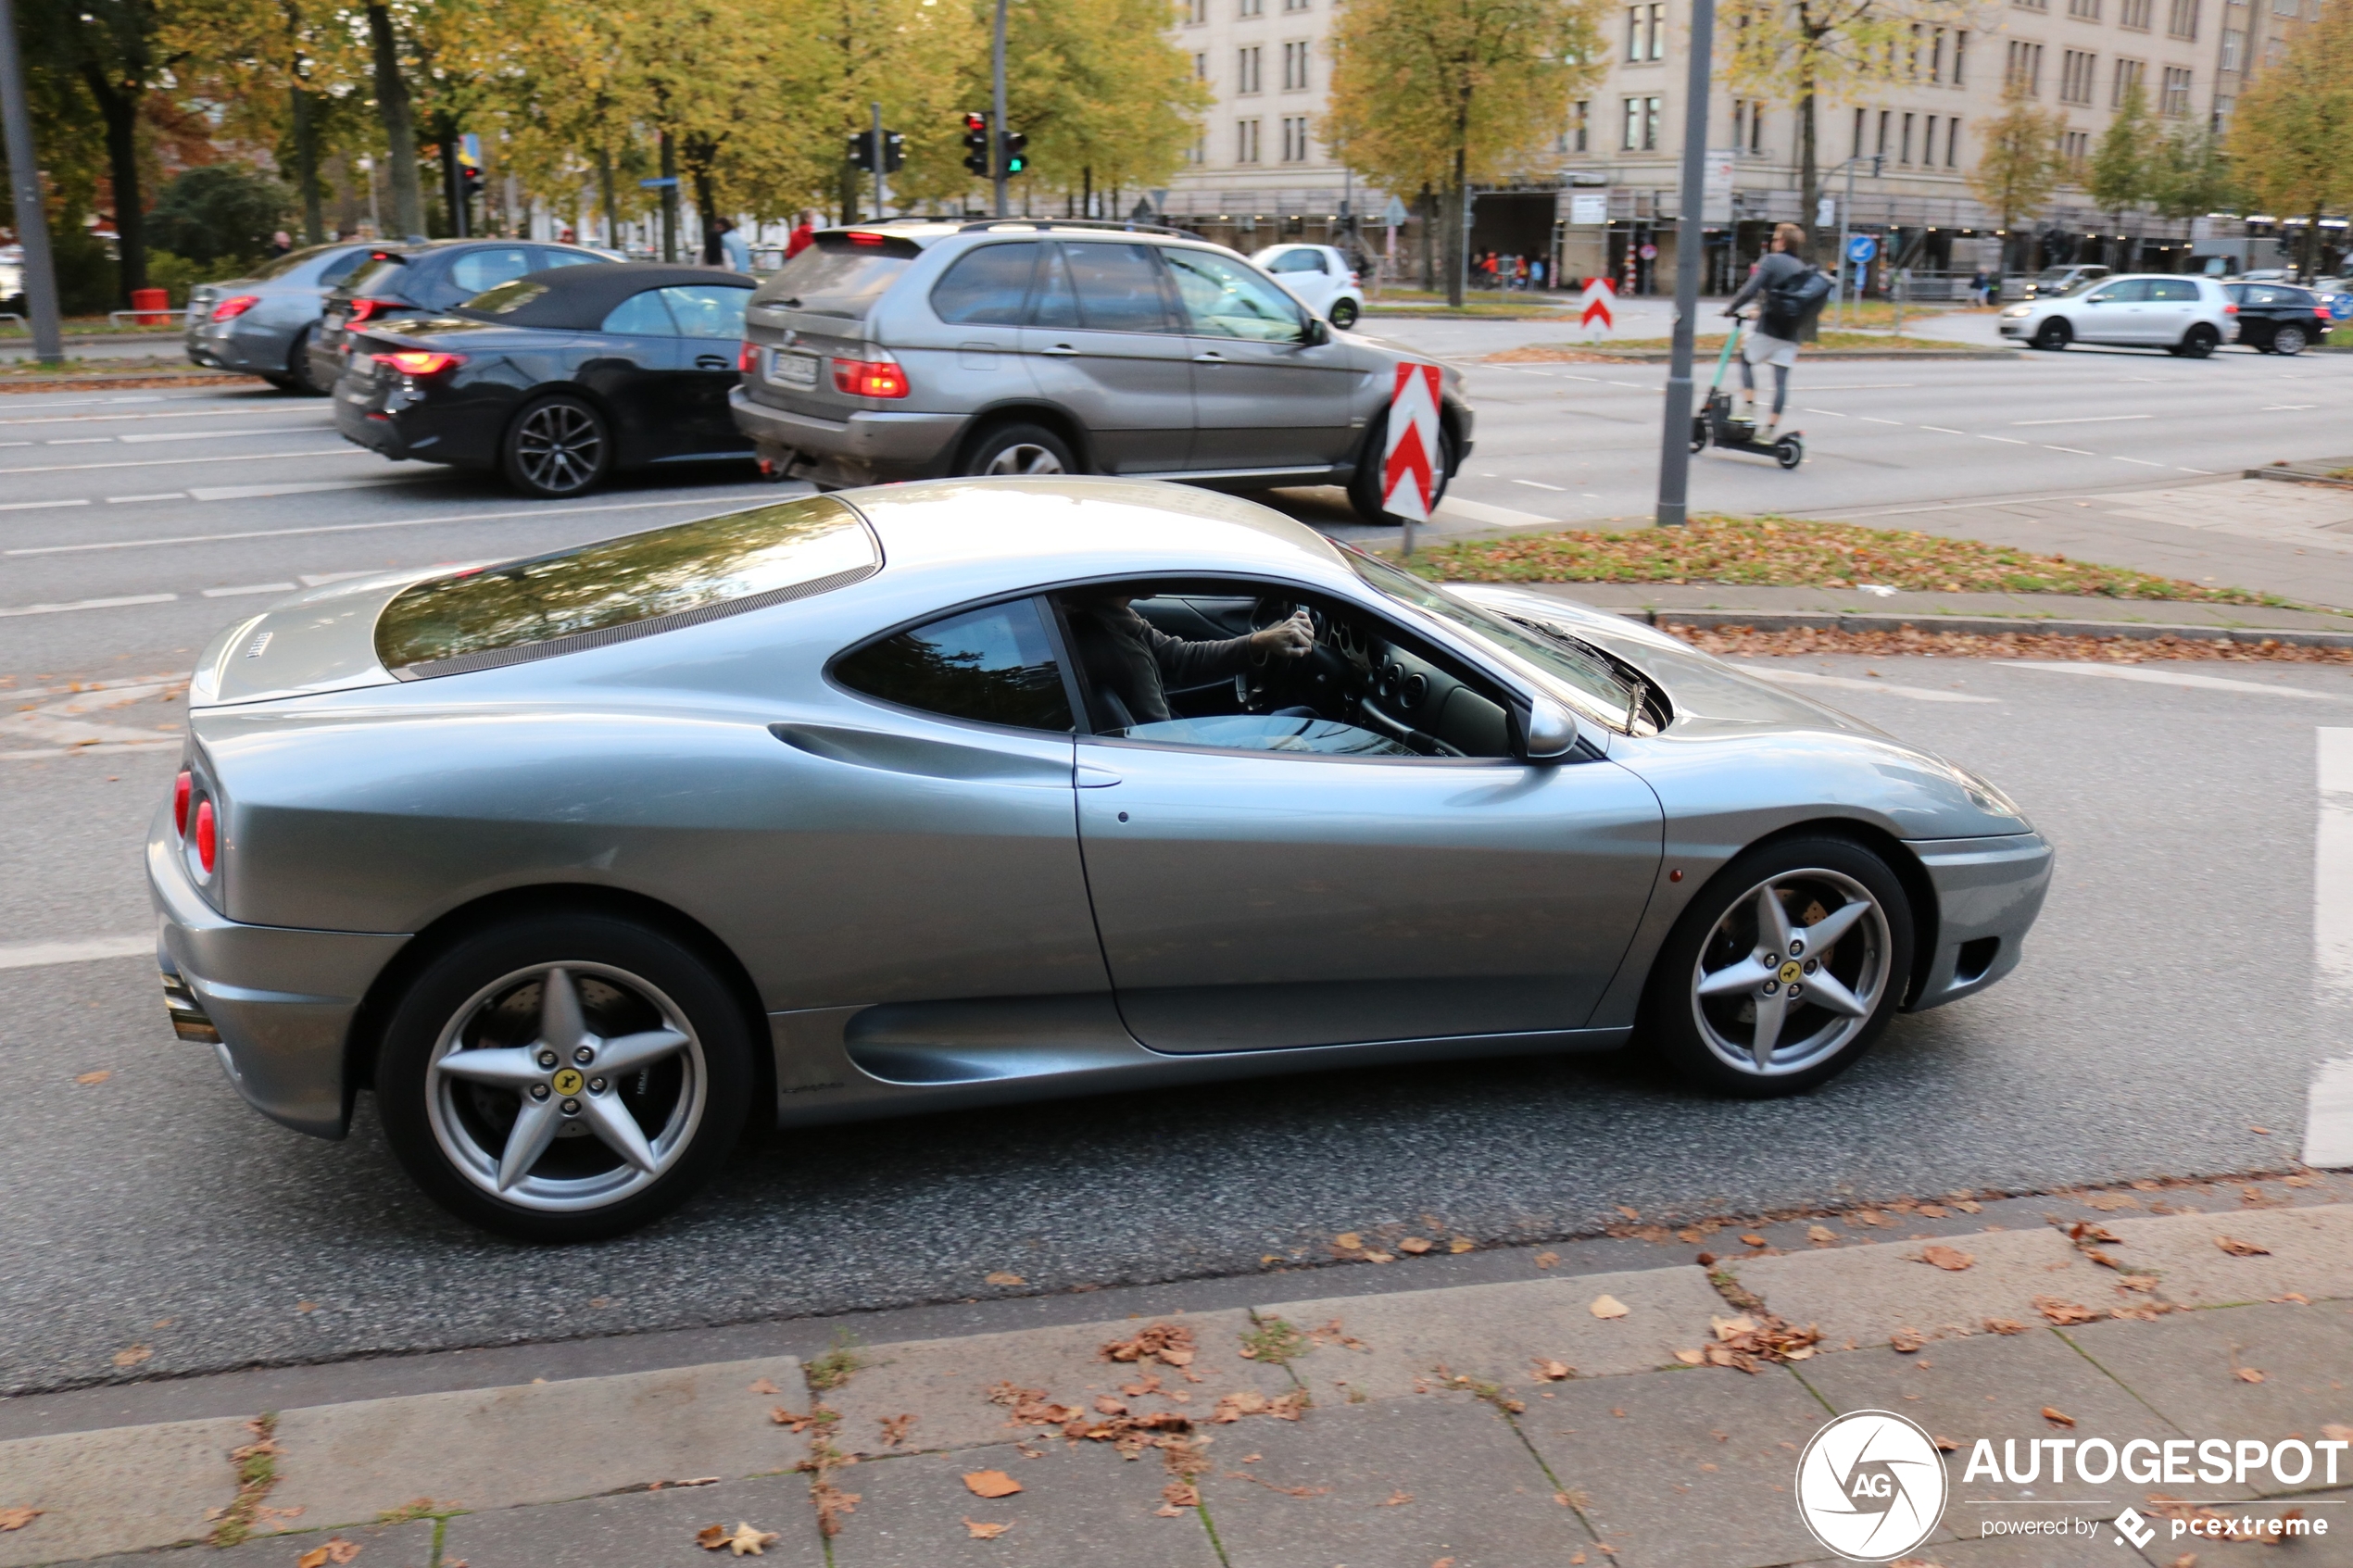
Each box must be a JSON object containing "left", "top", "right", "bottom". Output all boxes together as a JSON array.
[{"left": 1064, "top": 592, "right": 1315, "bottom": 726}]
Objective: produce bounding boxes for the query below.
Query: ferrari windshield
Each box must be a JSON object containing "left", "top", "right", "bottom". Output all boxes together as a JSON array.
[
  {"left": 1350, "top": 552, "right": 1638, "bottom": 728},
  {"left": 375, "top": 495, "right": 878, "bottom": 674}
]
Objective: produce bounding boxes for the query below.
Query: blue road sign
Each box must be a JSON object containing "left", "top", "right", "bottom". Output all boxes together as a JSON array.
[
  {"left": 2330, "top": 294, "right": 2352, "bottom": 322},
  {"left": 639, "top": 177, "right": 679, "bottom": 190},
  {"left": 1846, "top": 234, "right": 1879, "bottom": 263}
]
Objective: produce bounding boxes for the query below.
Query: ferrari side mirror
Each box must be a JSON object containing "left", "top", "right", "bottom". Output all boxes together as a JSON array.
[{"left": 1523, "top": 697, "right": 1579, "bottom": 763}]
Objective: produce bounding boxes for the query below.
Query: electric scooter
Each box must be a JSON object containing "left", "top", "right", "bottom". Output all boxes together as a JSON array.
[{"left": 1690, "top": 314, "right": 1804, "bottom": 470}]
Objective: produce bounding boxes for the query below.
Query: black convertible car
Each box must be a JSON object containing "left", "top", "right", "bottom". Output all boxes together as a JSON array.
[{"left": 333, "top": 262, "right": 756, "bottom": 497}]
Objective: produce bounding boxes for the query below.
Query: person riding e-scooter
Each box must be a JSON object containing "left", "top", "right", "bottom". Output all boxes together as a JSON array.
[{"left": 1722, "top": 223, "right": 1825, "bottom": 442}]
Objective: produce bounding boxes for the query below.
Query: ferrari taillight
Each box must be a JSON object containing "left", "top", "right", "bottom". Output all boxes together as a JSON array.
[
  {"left": 194, "top": 799, "right": 216, "bottom": 874},
  {"left": 172, "top": 770, "right": 192, "bottom": 835}
]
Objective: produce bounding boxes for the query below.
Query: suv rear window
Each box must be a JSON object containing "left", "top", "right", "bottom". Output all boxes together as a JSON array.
[
  {"left": 376, "top": 495, "right": 881, "bottom": 677},
  {"left": 755, "top": 234, "right": 918, "bottom": 319}
]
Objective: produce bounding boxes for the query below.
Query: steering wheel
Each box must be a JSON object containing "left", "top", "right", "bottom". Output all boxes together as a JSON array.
[{"left": 1249, "top": 596, "right": 1325, "bottom": 638}]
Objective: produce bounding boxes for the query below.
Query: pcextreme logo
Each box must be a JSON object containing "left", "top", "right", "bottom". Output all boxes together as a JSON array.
[{"left": 1795, "top": 1410, "right": 1950, "bottom": 1561}]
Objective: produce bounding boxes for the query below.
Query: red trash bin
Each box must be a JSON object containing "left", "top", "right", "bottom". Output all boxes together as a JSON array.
[{"left": 130, "top": 286, "right": 170, "bottom": 326}]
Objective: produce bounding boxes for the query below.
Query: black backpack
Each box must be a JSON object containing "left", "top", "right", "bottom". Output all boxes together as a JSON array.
[{"left": 1764, "top": 265, "right": 1833, "bottom": 337}]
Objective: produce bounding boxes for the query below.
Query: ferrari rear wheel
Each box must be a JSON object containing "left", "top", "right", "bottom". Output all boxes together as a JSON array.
[
  {"left": 1643, "top": 837, "right": 1913, "bottom": 1098},
  {"left": 376, "top": 914, "right": 752, "bottom": 1241},
  {"left": 503, "top": 394, "right": 612, "bottom": 498}
]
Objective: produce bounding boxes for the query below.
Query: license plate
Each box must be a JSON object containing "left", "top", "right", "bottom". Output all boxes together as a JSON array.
[{"left": 768, "top": 350, "right": 819, "bottom": 388}]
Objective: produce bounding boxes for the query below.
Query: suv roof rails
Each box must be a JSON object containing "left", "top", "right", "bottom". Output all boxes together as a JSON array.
[{"left": 953, "top": 218, "right": 1195, "bottom": 239}]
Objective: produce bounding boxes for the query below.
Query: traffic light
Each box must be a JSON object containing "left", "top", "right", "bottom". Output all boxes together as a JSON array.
[
  {"left": 882, "top": 131, "right": 905, "bottom": 173},
  {"left": 848, "top": 130, "right": 874, "bottom": 171},
  {"left": 961, "top": 112, "right": 990, "bottom": 177},
  {"left": 998, "top": 130, "right": 1028, "bottom": 178},
  {"left": 847, "top": 130, "right": 906, "bottom": 173}
]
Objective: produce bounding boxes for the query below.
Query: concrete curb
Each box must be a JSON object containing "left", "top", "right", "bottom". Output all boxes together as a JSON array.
[
  {"left": 5, "top": 1204, "right": 2348, "bottom": 1564},
  {"left": 1603, "top": 604, "right": 2353, "bottom": 648}
]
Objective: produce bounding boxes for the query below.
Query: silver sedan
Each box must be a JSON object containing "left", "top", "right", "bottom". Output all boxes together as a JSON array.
[{"left": 148, "top": 480, "right": 2051, "bottom": 1239}]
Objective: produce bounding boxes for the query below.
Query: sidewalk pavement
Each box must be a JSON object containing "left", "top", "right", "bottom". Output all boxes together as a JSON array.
[
  {"left": 1539, "top": 582, "right": 2353, "bottom": 636},
  {"left": 7, "top": 1177, "right": 2350, "bottom": 1568}
]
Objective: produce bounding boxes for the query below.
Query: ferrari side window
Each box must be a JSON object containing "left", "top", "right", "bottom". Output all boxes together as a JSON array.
[{"left": 835, "top": 598, "right": 1074, "bottom": 733}]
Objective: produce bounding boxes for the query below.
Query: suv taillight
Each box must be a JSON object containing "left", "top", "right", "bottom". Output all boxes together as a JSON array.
[
  {"left": 831, "top": 357, "right": 909, "bottom": 398},
  {"left": 739, "top": 340, "right": 759, "bottom": 373}
]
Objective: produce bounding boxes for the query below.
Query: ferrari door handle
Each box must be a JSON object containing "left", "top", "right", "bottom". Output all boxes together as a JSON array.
[
  {"left": 1040, "top": 344, "right": 1080, "bottom": 356},
  {"left": 696, "top": 355, "right": 729, "bottom": 369},
  {"left": 1076, "top": 763, "right": 1122, "bottom": 788}
]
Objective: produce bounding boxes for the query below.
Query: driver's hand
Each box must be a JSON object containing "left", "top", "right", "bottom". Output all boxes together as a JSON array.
[{"left": 1250, "top": 609, "right": 1315, "bottom": 659}]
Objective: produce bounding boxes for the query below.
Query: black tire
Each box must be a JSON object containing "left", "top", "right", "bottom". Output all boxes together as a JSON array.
[
  {"left": 502, "top": 394, "right": 613, "bottom": 497},
  {"left": 1346, "top": 411, "right": 1454, "bottom": 525},
  {"left": 258, "top": 374, "right": 297, "bottom": 392},
  {"left": 1774, "top": 434, "right": 1804, "bottom": 470},
  {"left": 2178, "top": 323, "right": 2220, "bottom": 359},
  {"left": 1328, "top": 298, "right": 1361, "bottom": 330},
  {"left": 285, "top": 326, "right": 330, "bottom": 395},
  {"left": 2032, "top": 319, "right": 2071, "bottom": 351},
  {"left": 959, "top": 420, "right": 1076, "bottom": 478},
  {"left": 1642, "top": 835, "right": 1915, "bottom": 1098},
  {"left": 1690, "top": 415, "right": 1709, "bottom": 455},
  {"left": 376, "top": 913, "right": 754, "bottom": 1242},
  {"left": 2271, "top": 323, "right": 2309, "bottom": 357}
]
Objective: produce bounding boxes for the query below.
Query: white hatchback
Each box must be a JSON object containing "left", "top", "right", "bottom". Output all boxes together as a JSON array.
[
  {"left": 1250, "top": 244, "right": 1366, "bottom": 329},
  {"left": 1997, "top": 273, "right": 2235, "bottom": 358}
]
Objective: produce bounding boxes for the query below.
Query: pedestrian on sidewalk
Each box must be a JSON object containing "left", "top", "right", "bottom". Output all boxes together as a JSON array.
[
  {"left": 1723, "top": 221, "right": 1827, "bottom": 441},
  {"left": 786, "top": 212, "right": 816, "bottom": 258},
  {"left": 717, "top": 218, "right": 751, "bottom": 273}
]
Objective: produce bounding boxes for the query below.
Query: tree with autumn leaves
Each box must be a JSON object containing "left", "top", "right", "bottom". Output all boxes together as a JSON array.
[
  {"left": 2227, "top": 0, "right": 2353, "bottom": 279},
  {"left": 1324, "top": 0, "right": 1606, "bottom": 307}
]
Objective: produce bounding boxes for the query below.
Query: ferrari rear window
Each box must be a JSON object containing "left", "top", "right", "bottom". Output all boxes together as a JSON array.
[{"left": 375, "top": 495, "right": 880, "bottom": 677}]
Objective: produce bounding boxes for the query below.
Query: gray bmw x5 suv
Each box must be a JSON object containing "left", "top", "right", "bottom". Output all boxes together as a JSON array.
[{"left": 730, "top": 220, "right": 1471, "bottom": 523}]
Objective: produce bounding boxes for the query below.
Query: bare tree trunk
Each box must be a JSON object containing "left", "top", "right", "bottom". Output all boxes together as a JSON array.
[
  {"left": 596, "top": 144, "right": 618, "bottom": 248},
  {"left": 290, "top": 83, "right": 323, "bottom": 243},
  {"left": 2301, "top": 205, "right": 2322, "bottom": 282},
  {"left": 1444, "top": 146, "right": 1467, "bottom": 308},
  {"left": 659, "top": 128, "right": 680, "bottom": 259},
  {"left": 365, "top": 5, "right": 423, "bottom": 238},
  {"left": 82, "top": 67, "right": 145, "bottom": 301},
  {"left": 1797, "top": 73, "right": 1818, "bottom": 252},
  {"left": 1419, "top": 184, "right": 1437, "bottom": 290}
]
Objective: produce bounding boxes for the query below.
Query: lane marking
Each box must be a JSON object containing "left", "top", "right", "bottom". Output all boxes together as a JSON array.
[
  {"left": 1436, "top": 495, "right": 1557, "bottom": 528},
  {"left": 1998, "top": 660, "right": 2352, "bottom": 700},
  {"left": 1977, "top": 434, "right": 2030, "bottom": 445},
  {"left": 1511, "top": 479, "right": 1567, "bottom": 491},
  {"left": 0, "top": 935, "right": 154, "bottom": 970},
  {"left": 2267, "top": 405, "right": 2321, "bottom": 411},
  {"left": 2176, "top": 466, "right": 2218, "bottom": 474},
  {"left": 1856, "top": 417, "right": 1906, "bottom": 426},
  {"left": 44, "top": 437, "right": 112, "bottom": 445},
  {"left": 120, "top": 426, "right": 333, "bottom": 445},
  {"left": 0, "top": 404, "right": 320, "bottom": 428},
  {"left": 107, "top": 492, "right": 190, "bottom": 504},
  {"left": 2011, "top": 414, "right": 2155, "bottom": 426},
  {"left": 1733, "top": 664, "right": 2000, "bottom": 703},
  {"left": 200, "top": 582, "right": 297, "bottom": 598},
  {"left": 2042, "top": 445, "right": 2097, "bottom": 456},
  {"left": 0, "top": 447, "right": 353, "bottom": 477},
  {"left": 187, "top": 476, "right": 431, "bottom": 502},
  {"left": 0, "top": 671, "right": 189, "bottom": 702},
  {"left": 299, "top": 571, "right": 381, "bottom": 586},
  {"left": 0, "top": 498, "right": 90, "bottom": 513},
  {"left": 0, "top": 395, "right": 168, "bottom": 415},
  {"left": 0, "top": 741, "right": 181, "bottom": 762},
  {"left": 5, "top": 487, "right": 787, "bottom": 557},
  {"left": 1919, "top": 425, "right": 1969, "bottom": 435},
  {"left": 2111, "top": 456, "right": 2167, "bottom": 467},
  {"left": 0, "top": 591, "right": 179, "bottom": 619},
  {"left": 2308, "top": 729, "right": 2353, "bottom": 1168}
]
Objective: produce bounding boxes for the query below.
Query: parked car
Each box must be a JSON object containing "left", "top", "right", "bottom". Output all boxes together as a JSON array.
[
  {"left": 0, "top": 244, "right": 24, "bottom": 314},
  {"left": 333, "top": 262, "right": 756, "bottom": 497},
  {"left": 2020, "top": 263, "right": 2109, "bottom": 299},
  {"left": 306, "top": 237, "right": 616, "bottom": 395},
  {"left": 149, "top": 478, "right": 2050, "bottom": 1240},
  {"left": 730, "top": 220, "right": 1467, "bottom": 525},
  {"left": 1249, "top": 243, "right": 1366, "bottom": 328},
  {"left": 2222, "top": 282, "right": 2331, "bottom": 355},
  {"left": 1996, "top": 274, "right": 2234, "bottom": 357},
  {"left": 182, "top": 242, "right": 381, "bottom": 393}
]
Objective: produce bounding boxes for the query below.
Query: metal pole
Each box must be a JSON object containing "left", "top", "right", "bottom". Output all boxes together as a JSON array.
[
  {"left": 870, "top": 101, "right": 886, "bottom": 220},
  {"left": 1837, "top": 160, "right": 1855, "bottom": 329},
  {"left": 1653, "top": 0, "right": 1715, "bottom": 529},
  {"left": 0, "top": 0, "right": 62, "bottom": 364},
  {"left": 990, "top": 0, "right": 1009, "bottom": 220}
]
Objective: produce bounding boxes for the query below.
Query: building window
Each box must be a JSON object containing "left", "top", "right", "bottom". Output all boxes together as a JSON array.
[
  {"left": 1876, "top": 107, "right": 1892, "bottom": 156},
  {"left": 1900, "top": 111, "right": 1914, "bottom": 161},
  {"left": 2059, "top": 48, "right": 2097, "bottom": 102},
  {"left": 1185, "top": 134, "right": 1206, "bottom": 165},
  {"left": 1283, "top": 0, "right": 1309, "bottom": 9},
  {"left": 1238, "top": 0, "right": 1262, "bottom": 15},
  {"left": 2160, "top": 63, "right": 2193, "bottom": 113},
  {"left": 2113, "top": 56, "right": 2145, "bottom": 102},
  {"left": 1565, "top": 98, "right": 1591, "bottom": 153},
  {"left": 1237, "top": 44, "right": 1262, "bottom": 93},
  {"left": 1732, "top": 97, "right": 1766, "bottom": 153},
  {"left": 1625, "top": 3, "right": 1665, "bottom": 61},
  {"left": 1622, "top": 94, "right": 1660, "bottom": 149},
  {"left": 1923, "top": 113, "right": 1939, "bottom": 161},
  {"left": 2167, "top": 0, "right": 2197, "bottom": 32},
  {"left": 2220, "top": 27, "right": 2244, "bottom": 67},
  {"left": 1186, "top": 0, "right": 1207, "bottom": 20},
  {"left": 1236, "top": 118, "right": 1261, "bottom": 162},
  {"left": 1282, "top": 39, "right": 1310, "bottom": 90},
  {"left": 2013, "top": 0, "right": 2047, "bottom": 10},
  {"left": 1193, "top": 51, "right": 1208, "bottom": 80},
  {"left": 2068, "top": 0, "right": 2101, "bottom": 15},
  {"left": 2006, "top": 39, "right": 2045, "bottom": 93},
  {"left": 1953, "top": 30, "right": 1969, "bottom": 82},
  {"left": 2120, "top": 0, "right": 2151, "bottom": 27},
  {"left": 1852, "top": 105, "right": 1867, "bottom": 157},
  {"left": 1280, "top": 116, "right": 1310, "bottom": 161},
  {"left": 2066, "top": 130, "right": 2092, "bottom": 165}
]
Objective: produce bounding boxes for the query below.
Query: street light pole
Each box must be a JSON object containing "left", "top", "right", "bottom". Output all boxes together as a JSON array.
[
  {"left": 990, "top": 0, "right": 1009, "bottom": 220},
  {"left": 1653, "top": 0, "right": 1716, "bottom": 528},
  {"left": 871, "top": 101, "right": 887, "bottom": 220},
  {"left": 0, "top": 0, "right": 63, "bottom": 365}
]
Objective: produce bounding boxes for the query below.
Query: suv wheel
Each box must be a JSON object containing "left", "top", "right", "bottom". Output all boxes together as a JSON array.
[
  {"left": 1347, "top": 411, "right": 1454, "bottom": 526},
  {"left": 1328, "top": 298, "right": 1361, "bottom": 330},
  {"left": 2271, "top": 323, "right": 2309, "bottom": 356},
  {"left": 2177, "top": 323, "right": 2221, "bottom": 358},
  {"left": 2032, "top": 319, "right": 2071, "bottom": 351},
  {"left": 962, "top": 421, "right": 1075, "bottom": 477}
]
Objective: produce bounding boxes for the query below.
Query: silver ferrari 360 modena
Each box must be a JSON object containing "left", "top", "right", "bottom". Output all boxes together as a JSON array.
[{"left": 149, "top": 480, "right": 2050, "bottom": 1239}]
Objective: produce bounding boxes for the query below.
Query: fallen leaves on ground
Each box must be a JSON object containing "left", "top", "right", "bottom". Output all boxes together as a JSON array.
[
  {"left": 984, "top": 1271, "right": 1026, "bottom": 1287},
  {"left": 295, "top": 1540, "right": 360, "bottom": 1567},
  {"left": 1533, "top": 1251, "right": 1560, "bottom": 1270},
  {"left": 1739, "top": 1233, "right": 1768, "bottom": 1247},
  {"left": 695, "top": 1523, "right": 779, "bottom": 1556},
  {"left": 1889, "top": 1329, "right": 1926, "bottom": 1354},
  {"left": 1670, "top": 623, "right": 2353, "bottom": 664},
  {"left": 1588, "top": 1294, "right": 1629, "bottom": 1320},
  {"left": 1919, "top": 1246, "right": 1975, "bottom": 1272},
  {"left": 1154, "top": 1481, "right": 1200, "bottom": 1516},
  {"left": 770, "top": 1407, "right": 835, "bottom": 1434},
  {"left": 1532, "top": 1359, "right": 1573, "bottom": 1381},
  {"left": 878, "top": 1412, "right": 915, "bottom": 1448},
  {"left": 2233, "top": 1367, "right": 2266, "bottom": 1384},
  {"left": 1982, "top": 1317, "right": 2027, "bottom": 1335},
  {"left": 1692, "top": 1312, "right": 1824, "bottom": 1371},
  {"left": 1449, "top": 1236, "right": 1476, "bottom": 1254},
  {"left": 1396, "top": 1236, "right": 1432, "bottom": 1254},
  {"left": 987, "top": 1384, "right": 1085, "bottom": 1427},
  {"left": 2215, "top": 1236, "right": 2271, "bottom": 1257},
  {"left": 2042, "top": 1407, "right": 2076, "bottom": 1427},
  {"left": 1382, "top": 1489, "right": 1414, "bottom": 1507},
  {"left": 112, "top": 1345, "right": 151, "bottom": 1368},
  {"left": 0, "top": 1509, "right": 42, "bottom": 1532},
  {"left": 2033, "top": 1297, "right": 2101, "bottom": 1325},
  {"left": 1402, "top": 515, "right": 2283, "bottom": 604},
  {"left": 2068, "top": 1222, "right": 2123, "bottom": 1245},
  {"left": 1101, "top": 1323, "right": 1196, "bottom": 1367},
  {"left": 1212, "top": 1390, "right": 1308, "bottom": 1423},
  {"left": 2082, "top": 1192, "right": 2141, "bottom": 1211},
  {"left": 1806, "top": 1225, "right": 1837, "bottom": 1245},
  {"left": 74, "top": 1070, "right": 110, "bottom": 1085},
  {"left": 963, "top": 1471, "right": 1024, "bottom": 1499},
  {"left": 963, "top": 1517, "right": 1011, "bottom": 1538},
  {"left": 747, "top": 1378, "right": 780, "bottom": 1395}
]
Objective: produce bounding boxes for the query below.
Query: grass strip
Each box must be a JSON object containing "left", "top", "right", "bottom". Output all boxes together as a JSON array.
[{"left": 1491, "top": 331, "right": 1981, "bottom": 358}]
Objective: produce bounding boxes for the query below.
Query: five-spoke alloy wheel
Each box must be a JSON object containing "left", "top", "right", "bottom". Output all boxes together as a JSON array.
[
  {"left": 378, "top": 915, "right": 752, "bottom": 1240},
  {"left": 1645, "top": 837, "right": 1914, "bottom": 1097}
]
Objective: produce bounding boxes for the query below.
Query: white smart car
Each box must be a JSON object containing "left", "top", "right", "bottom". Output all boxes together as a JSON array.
[
  {"left": 1251, "top": 244, "right": 1366, "bottom": 329},
  {"left": 1996, "top": 273, "right": 2236, "bottom": 358}
]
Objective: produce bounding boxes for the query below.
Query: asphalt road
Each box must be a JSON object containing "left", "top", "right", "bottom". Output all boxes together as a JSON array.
[{"left": 0, "top": 337, "right": 2344, "bottom": 1396}]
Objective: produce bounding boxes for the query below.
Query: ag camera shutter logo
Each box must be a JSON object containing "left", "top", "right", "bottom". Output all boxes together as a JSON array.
[{"left": 1795, "top": 1410, "right": 1950, "bottom": 1561}]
